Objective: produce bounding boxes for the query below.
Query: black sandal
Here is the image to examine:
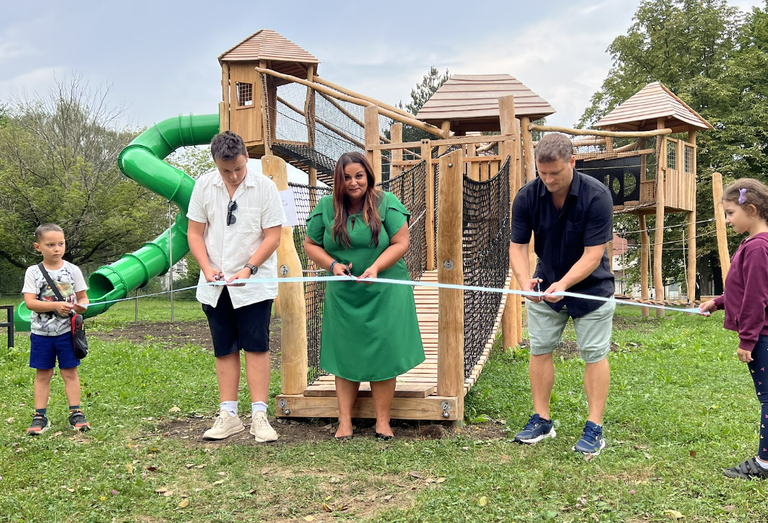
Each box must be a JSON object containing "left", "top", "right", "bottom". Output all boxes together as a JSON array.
[
  {"left": 375, "top": 432, "right": 393, "bottom": 441},
  {"left": 723, "top": 457, "right": 768, "bottom": 479}
]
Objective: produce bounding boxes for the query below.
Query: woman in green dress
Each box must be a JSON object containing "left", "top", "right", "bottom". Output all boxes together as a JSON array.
[{"left": 304, "top": 152, "right": 425, "bottom": 440}]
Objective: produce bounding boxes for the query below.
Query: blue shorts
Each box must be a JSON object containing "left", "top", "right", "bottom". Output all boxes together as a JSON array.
[
  {"left": 202, "top": 287, "right": 273, "bottom": 357},
  {"left": 30, "top": 332, "right": 80, "bottom": 370}
]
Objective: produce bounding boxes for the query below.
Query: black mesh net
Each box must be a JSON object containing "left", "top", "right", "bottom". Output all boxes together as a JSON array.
[
  {"left": 379, "top": 161, "right": 428, "bottom": 281},
  {"left": 265, "top": 80, "right": 398, "bottom": 182},
  {"left": 288, "top": 160, "right": 429, "bottom": 384},
  {"left": 462, "top": 158, "right": 511, "bottom": 379}
]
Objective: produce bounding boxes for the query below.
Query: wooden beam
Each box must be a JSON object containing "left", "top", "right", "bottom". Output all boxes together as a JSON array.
[
  {"left": 391, "top": 123, "right": 402, "bottom": 179},
  {"left": 365, "top": 105, "right": 382, "bottom": 182},
  {"left": 498, "top": 96, "right": 520, "bottom": 350},
  {"left": 369, "top": 133, "right": 512, "bottom": 151},
  {"left": 437, "top": 150, "right": 464, "bottom": 420},
  {"left": 313, "top": 75, "right": 416, "bottom": 120},
  {"left": 639, "top": 214, "right": 650, "bottom": 317},
  {"left": 423, "top": 140, "right": 435, "bottom": 271},
  {"left": 254, "top": 67, "right": 447, "bottom": 138},
  {"left": 274, "top": 394, "right": 460, "bottom": 421},
  {"left": 687, "top": 130, "right": 697, "bottom": 302},
  {"left": 654, "top": 119, "right": 666, "bottom": 318},
  {"left": 262, "top": 156, "right": 308, "bottom": 395},
  {"left": 712, "top": 172, "right": 731, "bottom": 281},
  {"left": 530, "top": 123, "right": 673, "bottom": 139}
]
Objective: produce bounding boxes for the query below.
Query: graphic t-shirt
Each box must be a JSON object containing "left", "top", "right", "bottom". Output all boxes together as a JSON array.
[{"left": 22, "top": 261, "right": 87, "bottom": 336}]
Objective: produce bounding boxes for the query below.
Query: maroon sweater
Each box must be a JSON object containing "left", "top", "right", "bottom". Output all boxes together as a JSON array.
[{"left": 714, "top": 232, "right": 768, "bottom": 351}]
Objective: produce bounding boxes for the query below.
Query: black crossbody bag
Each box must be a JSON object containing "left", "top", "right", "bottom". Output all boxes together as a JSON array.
[{"left": 37, "top": 262, "right": 88, "bottom": 359}]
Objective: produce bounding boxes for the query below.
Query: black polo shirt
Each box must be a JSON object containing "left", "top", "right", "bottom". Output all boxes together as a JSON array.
[{"left": 511, "top": 168, "right": 615, "bottom": 318}]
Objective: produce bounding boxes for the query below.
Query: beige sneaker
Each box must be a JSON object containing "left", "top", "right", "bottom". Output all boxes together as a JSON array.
[
  {"left": 250, "top": 411, "right": 278, "bottom": 442},
  {"left": 203, "top": 410, "right": 244, "bottom": 440}
]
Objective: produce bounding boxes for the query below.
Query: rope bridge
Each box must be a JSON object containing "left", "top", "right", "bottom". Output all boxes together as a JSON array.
[{"left": 288, "top": 157, "right": 510, "bottom": 386}]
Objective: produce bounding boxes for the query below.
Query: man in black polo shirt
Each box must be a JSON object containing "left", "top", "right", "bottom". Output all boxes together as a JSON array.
[{"left": 509, "top": 132, "right": 615, "bottom": 456}]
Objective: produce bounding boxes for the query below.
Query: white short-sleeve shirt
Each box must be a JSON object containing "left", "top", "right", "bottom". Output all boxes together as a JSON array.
[
  {"left": 22, "top": 261, "right": 88, "bottom": 336},
  {"left": 187, "top": 168, "right": 286, "bottom": 308}
]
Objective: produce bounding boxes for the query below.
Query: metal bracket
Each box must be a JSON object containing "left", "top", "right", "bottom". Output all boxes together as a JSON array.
[{"left": 277, "top": 398, "right": 290, "bottom": 416}]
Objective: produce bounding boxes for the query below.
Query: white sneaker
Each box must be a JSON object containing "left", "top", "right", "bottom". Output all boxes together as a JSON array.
[
  {"left": 203, "top": 410, "right": 244, "bottom": 440},
  {"left": 250, "top": 411, "right": 278, "bottom": 442}
]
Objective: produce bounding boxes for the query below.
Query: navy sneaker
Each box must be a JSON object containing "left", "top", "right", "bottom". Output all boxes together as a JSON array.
[
  {"left": 573, "top": 421, "right": 605, "bottom": 455},
  {"left": 514, "top": 414, "right": 556, "bottom": 444}
]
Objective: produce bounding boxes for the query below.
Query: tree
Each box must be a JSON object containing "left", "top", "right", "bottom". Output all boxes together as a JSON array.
[
  {"left": 0, "top": 78, "right": 168, "bottom": 281},
  {"left": 578, "top": 0, "right": 755, "bottom": 295},
  {"left": 394, "top": 66, "right": 450, "bottom": 144},
  {"left": 579, "top": 0, "right": 742, "bottom": 127}
]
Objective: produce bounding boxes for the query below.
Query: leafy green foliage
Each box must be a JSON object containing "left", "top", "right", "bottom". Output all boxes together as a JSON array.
[
  {"left": 0, "top": 78, "right": 168, "bottom": 282},
  {"left": 393, "top": 66, "right": 450, "bottom": 144}
]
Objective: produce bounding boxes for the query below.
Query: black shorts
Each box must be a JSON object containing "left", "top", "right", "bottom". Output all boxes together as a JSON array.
[{"left": 202, "top": 287, "right": 273, "bottom": 357}]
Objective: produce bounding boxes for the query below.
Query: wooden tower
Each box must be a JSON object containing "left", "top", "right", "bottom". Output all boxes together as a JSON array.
[
  {"left": 218, "top": 29, "right": 319, "bottom": 157},
  {"left": 596, "top": 82, "right": 712, "bottom": 314}
]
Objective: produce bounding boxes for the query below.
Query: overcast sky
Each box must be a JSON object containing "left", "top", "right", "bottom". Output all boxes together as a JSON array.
[{"left": 1, "top": 0, "right": 763, "bottom": 131}]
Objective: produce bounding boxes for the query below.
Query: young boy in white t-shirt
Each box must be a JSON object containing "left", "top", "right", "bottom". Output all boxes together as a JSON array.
[{"left": 22, "top": 223, "right": 90, "bottom": 435}]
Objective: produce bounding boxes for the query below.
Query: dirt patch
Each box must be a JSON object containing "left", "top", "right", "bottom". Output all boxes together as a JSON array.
[
  {"left": 157, "top": 414, "right": 509, "bottom": 446},
  {"left": 91, "top": 319, "right": 283, "bottom": 370}
]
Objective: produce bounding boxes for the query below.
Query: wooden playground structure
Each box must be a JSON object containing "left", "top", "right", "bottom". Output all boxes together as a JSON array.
[{"left": 215, "top": 30, "right": 712, "bottom": 422}]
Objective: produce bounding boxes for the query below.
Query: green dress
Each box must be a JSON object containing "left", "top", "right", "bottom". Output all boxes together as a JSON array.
[{"left": 306, "top": 192, "right": 425, "bottom": 382}]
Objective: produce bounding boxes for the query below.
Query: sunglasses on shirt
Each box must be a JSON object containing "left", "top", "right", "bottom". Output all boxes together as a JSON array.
[{"left": 227, "top": 200, "right": 237, "bottom": 226}]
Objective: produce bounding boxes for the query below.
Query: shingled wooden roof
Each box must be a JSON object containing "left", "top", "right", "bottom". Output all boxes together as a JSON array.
[
  {"left": 416, "top": 74, "right": 555, "bottom": 134},
  {"left": 219, "top": 30, "right": 319, "bottom": 79},
  {"left": 596, "top": 82, "right": 712, "bottom": 133}
]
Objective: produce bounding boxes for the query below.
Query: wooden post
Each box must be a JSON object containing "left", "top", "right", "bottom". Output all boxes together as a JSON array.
[
  {"left": 522, "top": 117, "right": 538, "bottom": 285},
  {"left": 639, "top": 213, "right": 650, "bottom": 316},
  {"left": 437, "top": 121, "right": 452, "bottom": 157},
  {"left": 305, "top": 65, "right": 318, "bottom": 190},
  {"left": 390, "top": 123, "right": 403, "bottom": 180},
  {"left": 521, "top": 116, "right": 536, "bottom": 182},
  {"left": 423, "top": 139, "right": 435, "bottom": 271},
  {"left": 498, "top": 96, "right": 520, "bottom": 350},
  {"left": 261, "top": 156, "right": 308, "bottom": 395},
  {"left": 220, "top": 62, "right": 230, "bottom": 131},
  {"left": 258, "top": 61, "right": 272, "bottom": 155},
  {"left": 364, "top": 105, "right": 381, "bottom": 182},
  {"left": 686, "top": 130, "right": 697, "bottom": 302},
  {"left": 437, "top": 149, "right": 464, "bottom": 422},
  {"left": 712, "top": 172, "right": 731, "bottom": 281},
  {"left": 654, "top": 120, "right": 666, "bottom": 317}
]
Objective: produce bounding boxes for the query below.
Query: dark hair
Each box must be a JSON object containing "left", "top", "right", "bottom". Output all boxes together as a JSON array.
[
  {"left": 723, "top": 178, "right": 768, "bottom": 222},
  {"left": 210, "top": 131, "right": 247, "bottom": 161},
  {"left": 332, "top": 152, "right": 382, "bottom": 248},
  {"left": 34, "top": 223, "right": 64, "bottom": 242},
  {"left": 535, "top": 133, "right": 574, "bottom": 164}
]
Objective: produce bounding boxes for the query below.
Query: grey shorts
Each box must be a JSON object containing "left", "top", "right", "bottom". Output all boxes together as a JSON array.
[{"left": 526, "top": 299, "right": 615, "bottom": 363}]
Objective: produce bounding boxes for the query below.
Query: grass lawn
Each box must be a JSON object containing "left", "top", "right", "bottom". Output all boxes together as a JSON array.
[{"left": 0, "top": 299, "right": 765, "bottom": 522}]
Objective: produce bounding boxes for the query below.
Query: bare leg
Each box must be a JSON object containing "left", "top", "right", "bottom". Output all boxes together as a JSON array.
[
  {"left": 34, "top": 369, "right": 54, "bottom": 411},
  {"left": 370, "top": 378, "right": 396, "bottom": 437},
  {"left": 529, "top": 353, "right": 555, "bottom": 419},
  {"left": 335, "top": 377, "right": 360, "bottom": 438},
  {"left": 584, "top": 357, "right": 610, "bottom": 425},
  {"left": 60, "top": 367, "right": 81, "bottom": 406},
  {"left": 215, "top": 352, "right": 241, "bottom": 403},
  {"left": 244, "top": 351, "right": 271, "bottom": 404}
]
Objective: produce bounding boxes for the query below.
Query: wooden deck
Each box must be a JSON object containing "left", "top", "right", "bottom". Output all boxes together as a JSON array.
[{"left": 275, "top": 270, "right": 513, "bottom": 421}]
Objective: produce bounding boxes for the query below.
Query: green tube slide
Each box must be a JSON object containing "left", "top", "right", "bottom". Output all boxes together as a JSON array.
[{"left": 15, "top": 113, "right": 220, "bottom": 330}]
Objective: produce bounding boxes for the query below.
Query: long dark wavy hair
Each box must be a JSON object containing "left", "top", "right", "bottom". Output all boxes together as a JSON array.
[{"left": 332, "top": 152, "right": 382, "bottom": 248}]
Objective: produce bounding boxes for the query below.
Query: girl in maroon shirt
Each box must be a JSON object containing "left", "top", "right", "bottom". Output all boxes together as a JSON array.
[{"left": 701, "top": 178, "right": 768, "bottom": 479}]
